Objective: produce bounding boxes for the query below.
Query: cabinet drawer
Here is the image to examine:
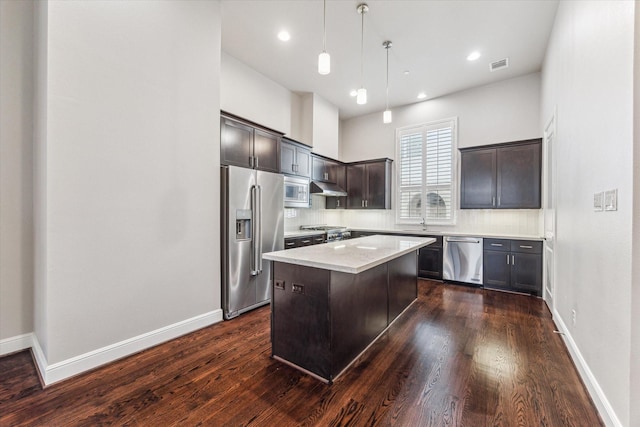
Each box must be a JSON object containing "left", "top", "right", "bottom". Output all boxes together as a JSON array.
[
  {"left": 484, "top": 238, "right": 510, "bottom": 252},
  {"left": 510, "top": 240, "right": 542, "bottom": 254}
]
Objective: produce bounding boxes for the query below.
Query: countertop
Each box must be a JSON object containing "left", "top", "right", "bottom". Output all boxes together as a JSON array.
[
  {"left": 351, "top": 228, "right": 544, "bottom": 241},
  {"left": 284, "top": 227, "right": 544, "bottom": 241},
  {"left": 284, "top": 230, "right": 327, "bottom": 238},
  {"left": 263, "top": 235, "right": 436, "bottom": 274}
]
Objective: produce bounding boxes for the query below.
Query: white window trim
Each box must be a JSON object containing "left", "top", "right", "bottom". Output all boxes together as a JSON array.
[{"left": 394, "top": 117, "right": 458, "bottom": 226}]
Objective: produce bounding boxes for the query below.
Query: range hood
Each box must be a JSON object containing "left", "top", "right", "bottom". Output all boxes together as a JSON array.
[{"left": 310, "top": 181, "right": 347, "bottom": 197}]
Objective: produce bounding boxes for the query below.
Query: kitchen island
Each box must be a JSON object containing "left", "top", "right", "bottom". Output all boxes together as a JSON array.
[{"left": 262, "top": 235, "right": 435, "bottom": 383}]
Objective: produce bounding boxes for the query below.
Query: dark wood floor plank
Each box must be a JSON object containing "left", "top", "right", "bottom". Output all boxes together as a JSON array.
[{"left": 0, "top": 280, "right": 603, "bottom": 426}]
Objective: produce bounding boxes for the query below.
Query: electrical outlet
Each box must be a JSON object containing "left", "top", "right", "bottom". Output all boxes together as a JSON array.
[{"left": 571, "top": 309, "right": 576, "bottom": 326}]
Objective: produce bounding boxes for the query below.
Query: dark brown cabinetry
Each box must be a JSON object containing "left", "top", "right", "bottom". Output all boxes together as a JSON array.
[
  {"left": 417, "top": 236, "right": 443, "bottom": 280},
  {"left": 284, "top": 234, "right": 325, "bottom": 249},
  {"left": 311, "top": 155, "right": 341, "bottom": 183},
  {"left": 325, "top": 164, "right": 347, "bottom": 209},
  {"left": 220, "top": 113, "right": 281, "bottom": 173},
  {"left": 346, "top": 159, "right": 392, "bottom": 209},
  {"left": 280, "top": 138, "right": 311, "bottom": 178},
  {"left": 483, "top": 238, "right": 542, "bottom": 296},
  {"left": 271, "top": 251, "right": 417, "bottom": 382},
  {"left": 460, "top": 139, "right": 541, "bottom": 209}
]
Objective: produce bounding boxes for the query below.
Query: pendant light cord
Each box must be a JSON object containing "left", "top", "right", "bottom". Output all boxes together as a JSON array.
[
  {"left": 386, "top": 46, "right": 389, "bottom": 110},
  {"left": 360, "top": 9, "right": 364, "bottom": 84},
  {"left": 323, "top": 0, "right": 326, "bottom": 52}
]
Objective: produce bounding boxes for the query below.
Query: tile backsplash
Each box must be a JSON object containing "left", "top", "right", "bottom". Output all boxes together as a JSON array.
[{"left": 285, "top": 195, "right": 542, "bottom": 237}]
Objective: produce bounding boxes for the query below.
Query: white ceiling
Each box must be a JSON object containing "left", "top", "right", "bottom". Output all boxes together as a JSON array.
[{"left": 221, "top": 0, "right": 558, "bottom": 120}]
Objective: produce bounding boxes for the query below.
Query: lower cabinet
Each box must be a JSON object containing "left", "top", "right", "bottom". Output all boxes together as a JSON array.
[
  {"left": 483, "top": 238, "right": 542, "bottom": 296},
  {"left": 418, "top": 238, "right": 443, "bottom": 280},
  {"left": 284, "top": 234, "right": 325, "bottom": 249}
]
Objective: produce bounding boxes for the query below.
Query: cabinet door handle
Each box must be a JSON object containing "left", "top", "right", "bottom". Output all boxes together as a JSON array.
[
  {"left": 506, "top": 254, "right": 510, "bottom": 265},
  {"left": 491, "top": 243, "right": 503, "bottom": 247},
  {"left": 365, "top": 200, "right": 368, "bottom": 207},
  {"left": 512, "top": 255, "right": 515, "bottom": 265},
  {"left": 324, "top": 172, "right": 328, "bottom": 180},
  {"left": 498, "top": 197, "right": 501, "bottom": 206},
  {"left": 492, "top": 197, "right": 496, "bottom": 206},
  {"left": 301, "top": 240, "right": 311, "bottom": 244},
  {"left": 255, "top": 157, "right": 259, "bottom": 169},
  {"left": 286, "top": 242, "right": 295, "bottom": 246},
  {"left": 249, "top": 156, "right": 254, "bottom": 167},
  {"left": 337, "top": 199, "right": 340, "bottom": 207},
  {"left": 361, "top": 200, "right": 365, "bottom": 208},
  {"left": 519, "top": 245, "right": 533, "bottom": 249}
]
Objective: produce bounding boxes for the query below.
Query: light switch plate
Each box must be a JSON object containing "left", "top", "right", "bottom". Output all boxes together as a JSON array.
[
  {"left": 605, "top": 189, "right": 618, "bottom": 211},
  {"left": 593, "top": 192, "right": 604, "bottom": 211}
]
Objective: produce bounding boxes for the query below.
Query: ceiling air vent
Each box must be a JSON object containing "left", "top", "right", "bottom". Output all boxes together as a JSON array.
[{"left": 490, "top": 58, "right": 509, "bottom": 72}]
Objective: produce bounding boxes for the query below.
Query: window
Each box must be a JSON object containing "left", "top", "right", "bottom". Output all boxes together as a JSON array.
[{"left": 396, "top": 118, "right": 457, "bottom": 224}]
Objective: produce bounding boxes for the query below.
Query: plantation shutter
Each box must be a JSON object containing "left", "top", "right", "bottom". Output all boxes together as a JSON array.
[{"left": 396, "top": 119, "right": 456, "bottom": 224}]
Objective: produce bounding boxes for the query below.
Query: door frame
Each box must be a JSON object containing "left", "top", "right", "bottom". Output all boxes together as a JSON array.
[{"left": 543, "top": 109, "right": 557, "bottom": 313}]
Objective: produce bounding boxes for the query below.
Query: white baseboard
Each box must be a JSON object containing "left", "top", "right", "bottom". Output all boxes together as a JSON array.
[
  {"left": 552, "top": 308, "right": 623, "bottom": 427},
  {"left": 0, "top": 332, "right": 34, "bottom": 356},
  {"left": 11, "top": 309, "right": 223, "bottom": 386}
]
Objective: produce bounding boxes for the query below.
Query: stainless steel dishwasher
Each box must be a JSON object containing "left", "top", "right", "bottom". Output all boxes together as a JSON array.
[{"left": 443, "top": 236, "right": 483, "bottom": 285}]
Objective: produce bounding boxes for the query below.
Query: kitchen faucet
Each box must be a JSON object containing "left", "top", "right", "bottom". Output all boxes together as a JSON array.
[{"left": 420, "top": 217, "right": 427, "bottom": 231}]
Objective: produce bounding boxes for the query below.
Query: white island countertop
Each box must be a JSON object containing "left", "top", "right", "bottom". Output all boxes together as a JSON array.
[{"left": 263, "top": 235, "right": 435, "bottom": 274}]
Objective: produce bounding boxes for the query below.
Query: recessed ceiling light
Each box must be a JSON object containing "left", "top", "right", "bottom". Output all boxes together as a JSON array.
[
  {"left": 467, "top": 51, "right": 481, "bottom": 61},
  {"left": 417, "top": 92, "right": 427, "bottom": 99},
  {"left": 403, "top": 70, "right": 410, "bottom": 75},
  {"left": 349, "top": 90, "right": 358, "bottom": 97},
  {"left": 277, "top": 30, "right": 290, "bottom": 42}
]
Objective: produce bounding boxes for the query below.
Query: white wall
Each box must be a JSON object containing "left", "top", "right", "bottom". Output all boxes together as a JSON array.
[
  {"left": 341, "top": 72, "right": 541, "bottom": 162},
  {"left": 337, "top": 73, "right": 542, "bottom": 236},
  {"left": 541, "top": 2, "right": 634, "bottom": 426},
  {"left": 310, "top": 94, "right": 340, "bottom": 159},
  {"left": 221, "top": 51, "right": 299, "bottom": 136},
  {"left": 33, "top": 0, "right": 222, "bottom": 379},
  {"left": 0, "top": 0, "right": 34, "bottom": 346},
  {"left": 632, "top": 6, "right": 640, "bottom": 427}
]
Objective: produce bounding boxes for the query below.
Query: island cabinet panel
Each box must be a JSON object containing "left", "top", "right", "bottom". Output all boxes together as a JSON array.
[
  {"left": 271, "top": 264, "right": 332, "bottom": 379},
  {"left": 270, "top": 250, "right": 418, "bottom": 383},
  {"left": 330, "top": 265, "right": 389, "bottom": 376},
  {"left": 388, "top": 252, "right": 419, "bottom": 322}
]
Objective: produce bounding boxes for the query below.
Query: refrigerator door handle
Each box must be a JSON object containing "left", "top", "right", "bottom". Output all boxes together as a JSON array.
[
  {"left": 256, "top": 185, "right": 263, "bottom": 274},
  {"left": 250, "top": 185, "right": 259, "bottom": 276}
]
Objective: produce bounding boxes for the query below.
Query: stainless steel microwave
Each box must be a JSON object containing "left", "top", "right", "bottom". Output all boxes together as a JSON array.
[{"left": 284, "top": 176, "right": 310, "bottom": 208}]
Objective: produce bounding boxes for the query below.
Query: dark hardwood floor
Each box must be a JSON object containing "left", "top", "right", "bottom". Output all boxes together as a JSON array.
[{"left": 0, "top": 280, "right": 602, "bottom": 426}]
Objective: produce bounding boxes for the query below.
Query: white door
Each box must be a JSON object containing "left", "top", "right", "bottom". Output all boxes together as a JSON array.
[{"left": 543, "top": 112, "right": 557, "bottom": 312}]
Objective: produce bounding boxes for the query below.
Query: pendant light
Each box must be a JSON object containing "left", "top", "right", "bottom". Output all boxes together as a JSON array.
[
  {"left": 318, "top": 0, "right": 330, "bottom": 75},
  {"left": 356, "top": 3, "right": 368, "bottom": 105},
  {"left": 383, "top": 40, "right": 392, "bottom": 123}
]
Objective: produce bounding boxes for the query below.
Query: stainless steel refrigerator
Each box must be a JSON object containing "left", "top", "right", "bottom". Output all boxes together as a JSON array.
[{"left": 221, "top": 165, "right": 284, "bottom": 319}]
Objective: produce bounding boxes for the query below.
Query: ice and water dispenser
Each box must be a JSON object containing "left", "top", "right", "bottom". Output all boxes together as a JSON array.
[{"left": 235, "top": 209, "right": 252, "bottom": 240}]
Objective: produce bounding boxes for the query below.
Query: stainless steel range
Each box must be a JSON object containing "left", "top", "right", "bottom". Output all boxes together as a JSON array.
[{"left": 300, "top": 225, "right": 351, "bottom": 242}]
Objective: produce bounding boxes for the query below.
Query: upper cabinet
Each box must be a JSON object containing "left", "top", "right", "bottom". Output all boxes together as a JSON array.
[
  {"left": 325, "top": 164, "right": 347, "bottom": 209},
  {"left": 311, "top": 155, "right": 341, "bottom": 184},
  {"left": 220, "top": 113, "right": 281, "bottom": 173},
  {"left": 460, "top": 139, "right": 541, "bottom": 209},
  {"left": 280, "top": 138, "right": 311, "bottom": 178},
  {"left": 346, "top": 159, "right": 392, "bottom": 209}
]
